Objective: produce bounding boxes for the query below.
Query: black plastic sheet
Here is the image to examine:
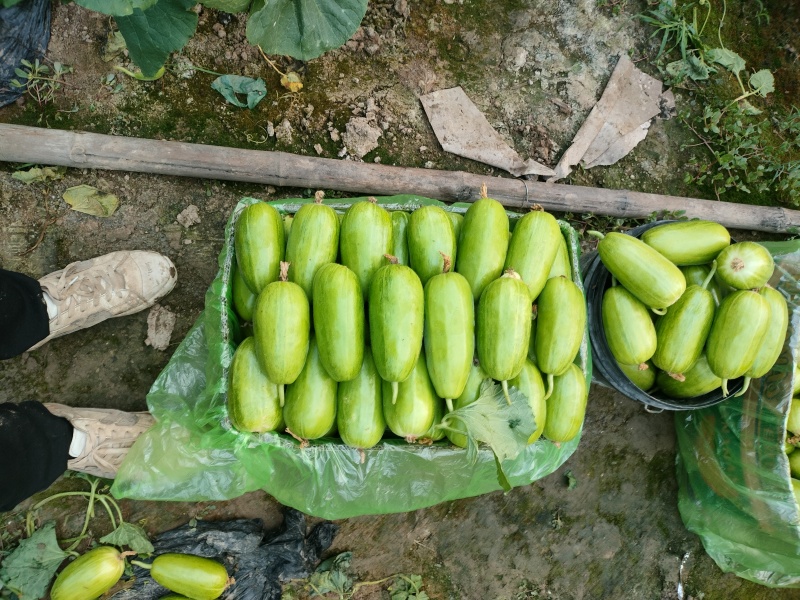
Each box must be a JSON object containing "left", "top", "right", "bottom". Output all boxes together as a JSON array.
[
  {"left": 0, "top": 0, "right": 51, "bottom": 108},
  {"left": 111, "top": 509, "right": 338, "bottom": 600}
]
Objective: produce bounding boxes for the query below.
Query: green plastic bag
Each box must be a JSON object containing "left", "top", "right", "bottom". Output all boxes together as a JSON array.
[
  {"left": 112, "top": 195, "right": 592, "bottom": 519},
  {"left": 675, "top": 240, "right": 800, "bottom": 587}
]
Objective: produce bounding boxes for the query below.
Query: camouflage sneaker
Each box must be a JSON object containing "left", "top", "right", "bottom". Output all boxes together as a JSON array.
[
  {"left": 44, "top": 403, "right": 155, "bottom": 479},
  {"left": 29, "top": 251, "right": 177, "bottom": 351}
]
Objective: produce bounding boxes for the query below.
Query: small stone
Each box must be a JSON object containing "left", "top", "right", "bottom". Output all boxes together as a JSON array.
[
  {"left": 145, "top": 304, "right": 177, "bottom": 352},
  {"left": 338, "top": 147, "right": 349, "bottom": 158},
  {"left": 342, "top": 116, "right": 382, "bottom": 158},
  {"left": 314, "top": 144, "right": 324, "bottom": 155},
  {"left": 176, "top": 204, "right": 201, "bottom": 228}
]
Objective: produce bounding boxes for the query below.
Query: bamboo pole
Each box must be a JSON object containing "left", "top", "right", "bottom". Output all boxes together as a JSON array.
[{"left": 0, "top": 123, "right": 797, "bottom": 233}]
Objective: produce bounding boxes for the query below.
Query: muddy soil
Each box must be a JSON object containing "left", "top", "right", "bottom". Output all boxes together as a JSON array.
[{"left": 2, "top": 0, "right": 800, "bottom": 599}]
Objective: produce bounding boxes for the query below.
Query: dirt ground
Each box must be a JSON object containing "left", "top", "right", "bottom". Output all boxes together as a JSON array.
[{"left": 2, "top": 0, "right": 800, "bottom": 598}]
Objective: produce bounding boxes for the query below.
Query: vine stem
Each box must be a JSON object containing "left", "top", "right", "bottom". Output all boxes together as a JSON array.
[
  {"left": 701, "top": 260, "right": 718, "bottom": 289},
  {"left": 257, "top": 46, "right": 287, "bottom": 78}
]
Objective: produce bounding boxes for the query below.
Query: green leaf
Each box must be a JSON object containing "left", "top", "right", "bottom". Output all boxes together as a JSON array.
[
  {"left": 200, "top": 0, "right": 251, "bottom": 12},
  {"left": 74, "top": 0, "right": 158, "bottom": 17},
  {"left": 211, "top": 75, "right": 267, "bottom": 109},
  {"left": 0, "top": 521, "right": 68, "bottom": 599},
  {"left": 63, "top": 184, "right": 120, "bottom": 217},
  {"left": 685, "top": 55, "right": 710, "bottom": 81},
  {"left": 309, "top": 552, "right": 353, "bottom": 596},
  {"left": 707, "top": 48, "right": 746, "bottom": 75},
  {"left": 439, "top": 379, "right": 535, "bottom": 467},
  {"left": 115, "top": 0, "right": 198, "bottom": 79},
  {"left": 246, "top": 0, "right": 368, "bottom": 61},
  {"left": 12, "top": 166, "right": 66, "bottom": 185},
  {"left": 99, "top": 522, "right": 154, "bottom": 554},
  {"left": 565, "top": 469, "right": 578, "bottom": 490},
  {"left": 494, "top": 454, "right": 512, "bottom": 492},
  {"left": 741, "top": 100, "right": 762, "bottom": 116},
  {"left": 749, "top": 69, "right": 775, "bottom": 97}
]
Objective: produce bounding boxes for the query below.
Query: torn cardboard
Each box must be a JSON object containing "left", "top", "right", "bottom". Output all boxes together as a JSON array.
[
  {"left": 420, "top": 87, "right": 555, "bottom": 178},
  {"left": 420, "top": 54, "right": 673, "bottom": 182},
  {"left": 549, "top": 54, "right": 674, "bottom": 181}
]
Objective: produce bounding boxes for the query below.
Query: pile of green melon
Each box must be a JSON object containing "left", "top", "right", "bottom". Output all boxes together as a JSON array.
[
  {"left": 227, "top": 190, "right": 588, "bottom": 449},
  {"left": 597, "top": 221, "right": 787, "bottom": 400}
]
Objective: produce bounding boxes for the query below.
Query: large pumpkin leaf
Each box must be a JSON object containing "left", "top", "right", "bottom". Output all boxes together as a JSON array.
[
  {"left": 115, "top": 0, "right": 198, "bottom": 79},
  {"left": 74, "top": 0, "right": 158, "bottom": 17},
  {"left": 200, "top": 0, "right": 252, "bottom": 12},
  {"left": 246, "top": 0, "right": 368, "bottom": 61}
]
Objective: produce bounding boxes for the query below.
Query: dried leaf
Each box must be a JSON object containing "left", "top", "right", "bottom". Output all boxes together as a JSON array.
[
  {"left": 63, "top": 185, "right": 119, "bottom": 217},
  {"left": 102, "top": 31, "right": 128, "bottom": 62},
  {"left": 12, "top": 166, "right": 66, "bottom": 185},
  {"left": 280, "top": 71, "right": 303, "bottom": 92}
]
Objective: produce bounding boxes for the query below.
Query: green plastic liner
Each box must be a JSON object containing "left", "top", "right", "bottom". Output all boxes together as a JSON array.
[
  {"left": 675, "top": 240, "right": 800, "bottom": 587},
  {"left": 112, "top": 195, "right": 591, "bottom": 519}
]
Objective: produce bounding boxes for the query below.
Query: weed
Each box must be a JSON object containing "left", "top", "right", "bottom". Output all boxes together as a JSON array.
[
  {"left": 682, "top": 104, "right": 800, "bottom": 205},
  {"left": 638, "top": 0, "right": 713, "bottom": 83},
  {"left": 596, "top": 0, "right": 627, "bottom": 17},
  {"left": 638, "top": 1, "right": 800, "bottom": 205},
  {"left": 10, "top": 59, "right": 72, "bottom": 106}
]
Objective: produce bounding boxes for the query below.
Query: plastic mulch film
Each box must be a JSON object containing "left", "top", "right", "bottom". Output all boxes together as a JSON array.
[
  {"left": 675, "top": 240, "right": 800, "bottom": 588},
  {"left": 112, "top": 195, "right": 592, "bottom": 519}
]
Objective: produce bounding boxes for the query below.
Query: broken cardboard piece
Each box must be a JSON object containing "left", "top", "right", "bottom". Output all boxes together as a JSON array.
[
  {"left": 549, "top": 54, "right": 672, "bottom": 181},
  {"left": 420, "top": 86, "right": 555, "bottom": 178},
  {"left": 420, "top": 55, "right": 672, "bottom": 183}
]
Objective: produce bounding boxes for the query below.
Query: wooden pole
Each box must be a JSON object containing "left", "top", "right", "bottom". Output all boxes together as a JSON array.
[{"left": 1, "top": 123, "right": 797, "bottom": 233}]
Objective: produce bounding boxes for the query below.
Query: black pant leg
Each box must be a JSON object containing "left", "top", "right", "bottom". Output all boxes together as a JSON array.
[
  {"left": 0, "top": 401, "right": 72, "bottom": 511},
  {"left": 0, "top": 269, "right": 49, "bottom": 359}
]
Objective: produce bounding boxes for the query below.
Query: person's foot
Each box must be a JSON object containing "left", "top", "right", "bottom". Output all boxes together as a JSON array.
[
  {"left": 29, "top": 250, "right": 177, "bottom": 351},
  {"left": 44, "top": 403, "right": 155, "bottom": 479}
]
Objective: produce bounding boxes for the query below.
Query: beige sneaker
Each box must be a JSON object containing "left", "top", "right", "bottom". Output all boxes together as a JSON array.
[
  {"left": 44, "top": 403, "right": 155, "bottom": 479},
  {"left": 29, "top": 251, "right": 177, "bottom": 351}
]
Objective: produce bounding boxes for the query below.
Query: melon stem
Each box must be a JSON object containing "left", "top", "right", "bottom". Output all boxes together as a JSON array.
[
  {"left": 278, "top": 384, "right": 285, "bottom": 407},
  {"left": 445, "top": 398, "right": 454, "bottom": 412},
  {"left": 734, "top": 376, "right": 751, "bottom": 397},
  {"left": 721, "top": 379, "right": 729, "bottom": 397},
  {"left": 701, "top": 260, "right": 718, "bottom": 290},
  {"left": 544, "top": 373, "right": 554, "bottom": 401},
  {"left": 391, "top": 381, "right": 399, "bottom": 405},
  {"left": 501, "top": 380, "right": 511, "bottom": 405},
  {"left": 651, "top": 307, "right": 667, "bottom": 316}
]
